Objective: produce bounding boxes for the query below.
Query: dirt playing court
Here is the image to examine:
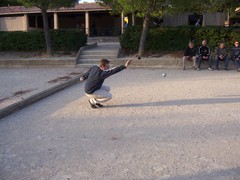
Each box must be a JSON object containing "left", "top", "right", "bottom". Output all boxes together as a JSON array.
[{"left": 0, "top": 68, "right": 240, "bottom": 179}]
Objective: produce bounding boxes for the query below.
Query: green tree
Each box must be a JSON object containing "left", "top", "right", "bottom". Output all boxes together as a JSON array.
[
  {"left": 97, "top": 0, "right": 172, "bottom": 56},
  {"left": 18, "top": 0, "right": 78, "bottom": 56},
  {"left": 212, "top": 0, "right": 240, "bottom": 22},
  {"left": 172, "top": 0, "right": 240, "bottom": 25},
  {"left": 0, "top": 0, "right": 21, "bottom": 6},
  {"left": 169, "top": 0, "right": 213, "bottom": 26}
]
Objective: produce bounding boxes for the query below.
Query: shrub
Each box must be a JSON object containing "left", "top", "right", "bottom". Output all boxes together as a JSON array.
[
  {"left": 0, "top": 29, "right": 87, "bottom": 51},
  {"left": 120, "top": 26, "right": 240, "bottom": 52},
  {"left": 119, "top": 26, "right": 142, "bottom": 51}
]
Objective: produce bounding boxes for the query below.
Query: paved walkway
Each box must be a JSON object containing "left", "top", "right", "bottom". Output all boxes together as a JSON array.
[
  {"left": 0, "top": 67, "right": 87, "bottom": 118},
  {"left": 0, "top": 68, "right": 239, "bottom": 179}
]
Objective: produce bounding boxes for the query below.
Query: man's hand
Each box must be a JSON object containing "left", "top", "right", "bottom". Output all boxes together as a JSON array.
[
  {"left": 125, "top": 59, "right": 132, "bottom": 68},
  {"left": 80, "top": 77, "right": 85, "bottom": 82}
]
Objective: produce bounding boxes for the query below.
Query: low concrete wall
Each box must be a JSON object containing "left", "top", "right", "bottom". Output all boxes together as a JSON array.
[
  {"left": 110, "top": 57, "right": 236, "bottom": 69},
  {"left": 0, "top": 59, "right": 76, "bottom": 67}
]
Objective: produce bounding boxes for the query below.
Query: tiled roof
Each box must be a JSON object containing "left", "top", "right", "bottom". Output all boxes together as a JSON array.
[
  {"left": 0, "top": 6, "right": 40, "bottom": 14},
  {"left": 0, "top": 3, "right": 109, "bottom": 15}
]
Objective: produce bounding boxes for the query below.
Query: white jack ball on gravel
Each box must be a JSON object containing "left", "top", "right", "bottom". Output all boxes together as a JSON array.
[{"left": 162, "top": 73, "right": 167, "bottom": 77}]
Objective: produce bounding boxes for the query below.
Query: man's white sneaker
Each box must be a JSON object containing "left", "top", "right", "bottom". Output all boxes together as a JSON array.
[{"left": 208, "top": 67, "right": 213, "bottom": 71}]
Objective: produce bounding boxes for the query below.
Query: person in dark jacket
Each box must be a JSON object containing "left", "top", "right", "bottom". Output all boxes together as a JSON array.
[
  {"left": 231, "top": 41, "right": 240, "bottom": 72},
  {"left": 80, "top": 58, "right": 132, "bottom": 108},
  {"left": 215, "top": 42, "right": 229, "bottom": 70},
  {"left": 197, "top": 40, "right": 213, "bottom": 71},
  {"left": 183, "top": 42, "right": 197, "bottom": 70}
]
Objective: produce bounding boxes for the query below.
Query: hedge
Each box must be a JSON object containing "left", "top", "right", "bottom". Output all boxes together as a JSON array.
[
  {"left": 120, "top": 26, "right": 240, "bottom": 52},
  {"left": 0, "top": 29, "right": 87, "bottom": 51}
]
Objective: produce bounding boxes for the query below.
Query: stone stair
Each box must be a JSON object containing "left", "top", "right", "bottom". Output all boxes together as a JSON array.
[
  {"left": 77, "top": 37, "right": 121, "bottom": 67},
  {"left": 87, "top": 37, "right": 120, "bottom": 44}
]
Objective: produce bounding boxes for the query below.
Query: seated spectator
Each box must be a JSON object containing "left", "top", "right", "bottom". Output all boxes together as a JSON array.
[
  {"left": 197, "top": 40, "right": 213, "bottom": 71},
  {"left": 183, "top": 42, "right": 197, "bottom": 70},
  {"left": 231, "top": 41, "right": 240, "bottom": 72},
  {"left": 215, "top": 42, "right": 229, "bottom": 71}
]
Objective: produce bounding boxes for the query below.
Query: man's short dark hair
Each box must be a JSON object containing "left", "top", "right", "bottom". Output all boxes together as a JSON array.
[{"left": 100, "top": 59, "right": 110, "bottom": 66}]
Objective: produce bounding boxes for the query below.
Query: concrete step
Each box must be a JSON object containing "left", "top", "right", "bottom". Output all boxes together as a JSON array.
[
  {"left": 84, "top": 49, "right": 119, "bottom": 53},
  {"left": 80, "top": 55, "right": 117, "bottom": 59},
  {"left": 81, "top": 51, "right": 118, "bottom": 56},
  {"left": 78, "top": 59, "right": 118, "bottom": 64},
  {"left": 87, "top": 37, "right": 120, "bottom": 44},
  {"left": 86, "top": 45, "right": 120, "bottom": 50},
  {"left": 86, "top": 44, "right": 119, "bottom": 47}
]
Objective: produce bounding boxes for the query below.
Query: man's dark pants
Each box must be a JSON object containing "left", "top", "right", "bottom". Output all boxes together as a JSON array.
[
  {"left": 233, "top": 57, "right": 240, "bottom": 69},
  {"left": 215, "top": 56, "right": 229, "bottom": 69},
  {"left": 198, "top": 56, "right": 212, "bottom": 68}
]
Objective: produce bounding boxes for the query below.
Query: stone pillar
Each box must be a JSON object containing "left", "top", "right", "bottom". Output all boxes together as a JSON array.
[
  {"left": 85, "top": 11, "right": 89, "bottom": 36},
  {"left": 23, "top": 14, "right": 29, "bottom": 31},
  {"left": 121, "top": 11, "right": 124, "bottom": 34},
  {"left": 132, "top": 12, "right": 135, "bottom": 26},
  {"left": 202, "top": 13, "right": 206, "bottom": 26},
  {"left": 54, "top": 12, "right": 59, "bottom": 30}
]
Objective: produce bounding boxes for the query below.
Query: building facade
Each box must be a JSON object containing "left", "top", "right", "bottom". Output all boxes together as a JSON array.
[
  {"left": 0, "top": 3, "right": 228, "bottom": 36},
  {"left": 162, "top": 12, "right": 227, "bottom": 26},
  {"left": 0, "top": 3, "right": 127, "bottom": 36}
]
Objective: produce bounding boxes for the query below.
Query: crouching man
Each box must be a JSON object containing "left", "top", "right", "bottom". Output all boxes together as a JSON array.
[{"left": 80, "top": 59, "right": 132, "bottom": 108}]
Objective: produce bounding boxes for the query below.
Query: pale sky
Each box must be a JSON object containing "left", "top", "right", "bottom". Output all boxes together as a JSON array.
[{"left": 80, "top": 0, "right": 96, "bottom": 2}]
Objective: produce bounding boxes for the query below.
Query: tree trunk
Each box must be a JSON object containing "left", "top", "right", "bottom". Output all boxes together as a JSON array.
[
  {"left": 41, "top": 8, "right": 53, "bottom": 56},
  {"left": 227, "top": 9, "right": 230, "bottom": 22},
  {"left": 138, "top": 13, "right": 150, "bottom": 57},
  {"left": 132, "top": 11, "right": 135, "bottom": 26}
]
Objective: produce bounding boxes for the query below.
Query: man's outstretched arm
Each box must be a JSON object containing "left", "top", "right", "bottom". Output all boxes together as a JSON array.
[
  {"left": 125, "top": 59, "right": 132, "bottom": 68},
  {"left": 101, "top": 59, "right": 132, "bottom": 79}
]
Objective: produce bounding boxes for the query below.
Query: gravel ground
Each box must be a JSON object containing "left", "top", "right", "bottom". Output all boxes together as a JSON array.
[
  {"left": 0, "top": 68, "right": 240, "bottom": 180},
  {"left": 0, "top": 67, "right": 87, "bottom": 109}
]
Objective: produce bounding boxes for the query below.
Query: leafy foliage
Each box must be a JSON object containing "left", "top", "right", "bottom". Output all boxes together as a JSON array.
[
  {"left": 0, "top": 0, "right": 22, "bottom": 6},
  {"left": 120, "top": 26, "right": 240, "bottom": 52},
  {"left": 0, "top": 29, "right": 87, "bottom": 51},
  {"left": 17, "top": 0, "right": 77, "bottom": 9},
  {"left": 17, "top": 0, "right": 78, "bottom": 55},
  {"left": 171, "top": 0, "right": 240, "bottom": 17},
  {"left": 97, "top": 0, "right": 174, "bottom": 55}
]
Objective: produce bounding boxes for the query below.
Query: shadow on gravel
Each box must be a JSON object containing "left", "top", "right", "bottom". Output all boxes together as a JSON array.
[
  {"left": 159, "top": 167, "right": 240, "bottom": 180},
  {"left": 107, "top": 97, "right": 240, "bottom": 108}
]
